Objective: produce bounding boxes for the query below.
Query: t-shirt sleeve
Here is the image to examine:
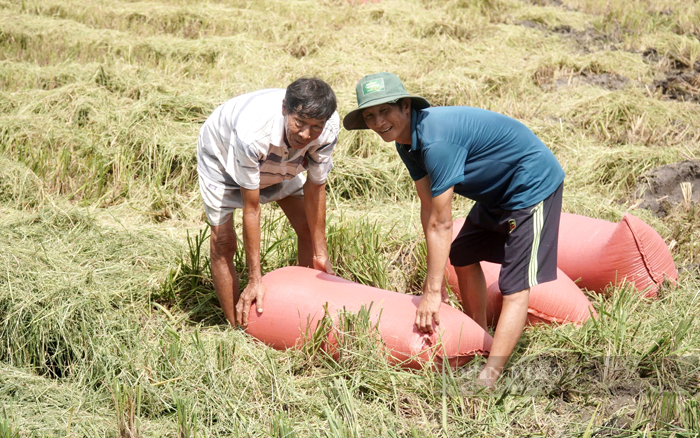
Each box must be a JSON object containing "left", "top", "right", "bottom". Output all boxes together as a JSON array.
[
  {"left": 305, "top": 137, "right": 336, "bottom": 185},
  {"left": 396, "top": 144, "right": 428, "bottom": 182},
  {"left": 306, "top": 112, "right": 339, "bottom": 185},
  {"left": 226, "top": 134, "right": 263, "bottom": 190},
  {"left": 422, "top": 142, "right": 467, "bottom": 197}
]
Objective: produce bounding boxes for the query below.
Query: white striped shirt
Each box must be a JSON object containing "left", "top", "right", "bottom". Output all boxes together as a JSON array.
[{"left": 197, "top": 89, "right": 339, "bottom": 190}]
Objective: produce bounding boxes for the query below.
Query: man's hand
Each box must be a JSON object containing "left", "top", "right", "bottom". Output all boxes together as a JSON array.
[
  {"left": 235, "top": 280, "right": 265, "bottom": 327},
  {"left": 312, "top": 254, "right": 334, "bottom": 275},
  {"left": 415, "top": 290, "right": 442, "bottom": 334}
]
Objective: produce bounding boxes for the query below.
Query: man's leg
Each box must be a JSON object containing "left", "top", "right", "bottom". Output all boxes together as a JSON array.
[
  {"left": 480, "top": 184, "right": 562, "bottom": 386},
  {"left": 276, "top": 195, "right": 313, "bottom": 267},
  {"left": 450, "top": 204, "right": 505, "bottom": 331},
  {"left": 454, "top": 263, "right": 488, "bottom": 331},
  {"left": 479, "top": 288, "right": 530, "bottom": 387},
  {"left": 210, "top": 216, "right": 239, "bottom": 327}
]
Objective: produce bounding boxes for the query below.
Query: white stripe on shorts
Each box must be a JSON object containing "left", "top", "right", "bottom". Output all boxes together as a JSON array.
[{"left": 528, "top": 201, "right": 545, "bottom": 288}]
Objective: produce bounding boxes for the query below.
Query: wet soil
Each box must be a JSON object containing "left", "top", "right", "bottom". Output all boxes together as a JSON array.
[
  {"left": 533, "top": 63, "right": 630, "bottom": 92},
  {"left": 518, "top": 18, "right": 621, "bottom": 53},
  {"left": 632, "top": 160, "right": 700, "bottom": 217},
  {"left": 555, "top": 25, "right": 622, "bottom": 53},
  {"left": 556, "top": 70, "right": 629, "bottom": 91},
  {"left": 522, "top": 0, "right": 572, "bottom": 9},
  {"left": 521, "top": 21, "right": 631, "bottom": 91},
  {"left": 644, "top": 48, "right": 700, "bottom": 103},
  {"left": 517, "top": 4, "right": 700, "bottom": 103}
]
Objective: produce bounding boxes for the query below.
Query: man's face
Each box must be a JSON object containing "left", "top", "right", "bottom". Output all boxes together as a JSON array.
[
  {"left": 361, "top": 99, "right": 411, "bottom": 144},
  {"left": 282, "top": 108, "right": 326, "bottom": 150}
]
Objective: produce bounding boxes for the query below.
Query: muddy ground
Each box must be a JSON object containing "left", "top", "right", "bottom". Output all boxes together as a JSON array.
[
  {"left": 519, "top": 3, "right": 700, "bottom": 102},
  {"left": 632, "top": 160, "right": 700, "bottom": 217},
  {"left": 644, "top": 48, "right": 700, "bottom": 103}
]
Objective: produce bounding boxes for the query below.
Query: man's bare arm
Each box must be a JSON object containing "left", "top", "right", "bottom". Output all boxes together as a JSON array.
[
  {"left": 303, "top": 180, "right": 333, "bottom": 273},
  {"left": 236, "top": 187, "right": 265, "bottom": 327},
  {"left": 415, "top": 179, "right": 454, "bottom": 333}
]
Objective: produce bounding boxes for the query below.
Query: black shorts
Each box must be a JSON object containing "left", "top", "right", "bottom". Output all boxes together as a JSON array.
[{"left": 449, "top": 183, "right": 564, "bottom": 295}]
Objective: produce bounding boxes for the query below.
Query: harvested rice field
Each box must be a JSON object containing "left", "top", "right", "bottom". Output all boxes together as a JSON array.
[{"left": 1, "top": 0, "right": 700, "bottom": 436}]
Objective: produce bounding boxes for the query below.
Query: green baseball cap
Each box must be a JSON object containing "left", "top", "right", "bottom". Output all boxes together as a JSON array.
[{"left": 343, "top": 72, "right": 430, "bottom": 130}]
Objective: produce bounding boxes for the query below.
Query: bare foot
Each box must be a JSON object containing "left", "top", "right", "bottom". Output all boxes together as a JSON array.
[{"left": 477, "top": 366, "right": 501, "bottom": 389}]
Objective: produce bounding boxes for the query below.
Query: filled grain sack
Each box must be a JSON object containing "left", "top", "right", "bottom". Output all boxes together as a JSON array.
[
  {"left": 557, "top": 213, "right": 677, "bottom": 297},
  {"left": 446, "top": 218, "right": 595, "bottom": 327},
  {"left": 246, "top": 266, "right": 492, "bottom": 369}
]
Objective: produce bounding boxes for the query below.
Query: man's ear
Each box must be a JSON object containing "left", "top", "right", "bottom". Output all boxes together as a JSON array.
[
  {"left": 402, "top": 97, "right": 412, "bottom": 113},
  {"left": 282, "top": 99, "right": 288, "bottom": 116}
]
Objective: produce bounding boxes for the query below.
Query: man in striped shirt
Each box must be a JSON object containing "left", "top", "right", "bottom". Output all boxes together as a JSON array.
[{"left": 197, "top": 78, "right": 339, "bottom": 328}]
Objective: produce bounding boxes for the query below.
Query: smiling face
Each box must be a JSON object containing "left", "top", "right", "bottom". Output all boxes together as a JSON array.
[
  {"left": 282, "top": 108, "right": 327, "bottom": 150},
  {"left": 361, "top": 98, "right": 412, "bottom": 144}
]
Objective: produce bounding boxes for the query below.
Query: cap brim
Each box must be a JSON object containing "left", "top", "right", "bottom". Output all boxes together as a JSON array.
[{"left": 342, "top": 96, "right": 430, "bottom": 130}]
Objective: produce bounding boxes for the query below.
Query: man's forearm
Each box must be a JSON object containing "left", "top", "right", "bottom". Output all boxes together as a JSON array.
[
  {"left": 304, "top": 181, "right": 328, "bottom": 257},
  {"left": 416, "top": 177, "right": 432, "bottom": 238},
  {"left": 424, "top": 221, "right": 452, "bottom": 294},
  {"left": 422, "top": 187, "right": 454, "bottom": 295},
  {"left": 241, "top": 204, "right": 262, "bottom": 281}
]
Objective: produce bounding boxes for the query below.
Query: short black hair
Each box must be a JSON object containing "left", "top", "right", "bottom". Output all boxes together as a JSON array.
[{"left": 284, "top": 77, "right": 337, "bottom": 121}]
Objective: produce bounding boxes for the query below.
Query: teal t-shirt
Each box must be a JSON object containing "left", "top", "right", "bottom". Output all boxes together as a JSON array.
[{"left": 396, "top": 107, "right": 565, "bottom": 210}]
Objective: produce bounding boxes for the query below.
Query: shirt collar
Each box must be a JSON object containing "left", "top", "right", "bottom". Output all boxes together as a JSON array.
[
  {"left": 396, "top": 108, "right": 421, "bottom": 151},
  {"left": 271, "top": 113, "right": 285, "bottom": 148}
]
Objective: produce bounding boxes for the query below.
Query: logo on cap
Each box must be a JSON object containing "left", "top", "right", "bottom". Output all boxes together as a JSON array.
[{"left": 362, "top": 79, "right": 385, "bottom": 95}]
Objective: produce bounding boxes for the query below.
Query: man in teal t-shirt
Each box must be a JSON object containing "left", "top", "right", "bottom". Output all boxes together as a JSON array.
[{"left": 344, "top": 72, "right": 565, "bottom": 387}]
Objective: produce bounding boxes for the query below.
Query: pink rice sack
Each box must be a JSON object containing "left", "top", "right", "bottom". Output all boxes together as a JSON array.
[
  {"left": 557, "top": 213, "right": 678, "bottom": 297},
  {"left": 245, "top": 266, "right": 493, "bottom": 369}
]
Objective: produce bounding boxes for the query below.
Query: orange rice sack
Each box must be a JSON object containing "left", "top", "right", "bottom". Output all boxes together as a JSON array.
[
  {"left": 246, "top": 266, "right": 493, "bottom": 369},
  {"left": 557, "top": 213, "right": 677, "bottom": 297}
]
